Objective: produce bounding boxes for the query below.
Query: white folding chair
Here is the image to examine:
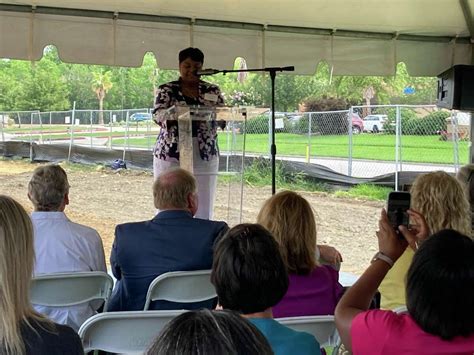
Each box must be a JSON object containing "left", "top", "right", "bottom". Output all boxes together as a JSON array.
[
  {"left": 78, "top": 310, "right": 185, "bottom": 354},
  {"left": 30, "top": 271, "right": 114, "bottom": 311},
  {"left": 143, "top": 270, "right": 216, "bottom": 310},
  {"left": 277, "top": 315, "right": 338, "bottom": 347},
  {"left": 393, "top": 305, "right": 408, "bottom": 314}
]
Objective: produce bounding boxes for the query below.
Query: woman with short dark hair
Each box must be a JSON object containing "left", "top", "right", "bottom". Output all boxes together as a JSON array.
[
  {"left": 152, "top": 47, "right": 224, "bottom": 220},
  {"left": 146, "top": 309, "right": 273, "bottom": 355},
  {"left": 211, "top": 223, "right": 321, "bottom": 355},
  {"left": 335, "top": 209, "right": 474, "bottom": 354}
]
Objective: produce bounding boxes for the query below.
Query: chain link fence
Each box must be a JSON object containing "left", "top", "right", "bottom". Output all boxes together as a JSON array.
[
  {"left": 1, "top": 106, "right": 470, "bottom": 178},
  {"left": 241, "top": 105, "right": 469, "bottom": 178}
]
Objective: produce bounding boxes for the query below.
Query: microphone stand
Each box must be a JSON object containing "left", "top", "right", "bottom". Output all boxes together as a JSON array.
[{"left": 201, "top": 66, "right": 294, "bottom": 195}]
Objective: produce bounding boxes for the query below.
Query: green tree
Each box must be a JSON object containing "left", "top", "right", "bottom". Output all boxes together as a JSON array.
[
  {"left": 91, "top": 70, "right": 113, "bottom": 124},
  {"left": 63, "top": 64, "right": 96, "bottom": 109},
  {"left": 16, "top": 58, "right": 69, "bottom": 111}
]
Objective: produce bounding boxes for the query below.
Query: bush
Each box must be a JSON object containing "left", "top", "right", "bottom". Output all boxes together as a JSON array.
[
  {"left": 244, "top": 114, "right": 268, "bottom": 134},
  {"left": 300, "top": 96, "right": 349, "bottom": 112},
  {"left": 384, "top": 109, "right": 449, "bottom": 135},
  {"left": 299, "top": 97, "right": 353, "bottom": 135},
  {"left": 383, "top": 108, "right": 418, "bottom": 134},
  {"left": 410, "top": 111, "right": 449, "bottom": 135}
]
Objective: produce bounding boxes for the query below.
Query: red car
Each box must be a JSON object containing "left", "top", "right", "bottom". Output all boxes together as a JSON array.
[{"left": 351, "top": 112, "right": 364, "bottom": 134}]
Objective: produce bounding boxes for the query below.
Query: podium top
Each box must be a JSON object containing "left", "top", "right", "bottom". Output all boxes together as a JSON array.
[{"left": 159, "top": 105, "right": 269, "bottom": 121}]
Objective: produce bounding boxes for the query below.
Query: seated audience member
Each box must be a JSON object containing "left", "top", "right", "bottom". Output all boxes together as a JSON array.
[
  {"left": 146, "top": 309, "right": 272, "bottom": 355},
  {"left": 335, "top": 209, "right": 474, "bottom": 354},
  {"left": 379, "top": 171, "right": 471, "bottom": 309},
  {"left": 212, "top": 223, "right": 321, "bottom": 355},
  {"left": 0, "top": 195, "right": 83, "bottom": 355},
  {"left": 109, "top": 168, "right": 228, "bottom": 311},
  {"left": 28, "top": 164, "right": 106, "bottom": 331},
  {"left": 257, "top": 190, "right": 344, "bottom": 317},
  {"left": 456, "top": 164, "right": 474, "bottom": 233}
]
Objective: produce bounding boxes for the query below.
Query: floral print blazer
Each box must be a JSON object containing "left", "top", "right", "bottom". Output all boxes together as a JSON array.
[{"left": 152, "top": 79, "right": 224, "bottom": 161}]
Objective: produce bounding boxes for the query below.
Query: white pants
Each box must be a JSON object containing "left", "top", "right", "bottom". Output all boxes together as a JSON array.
[{"left": 153, "top": 139, "right": 219, "bottom": 220}]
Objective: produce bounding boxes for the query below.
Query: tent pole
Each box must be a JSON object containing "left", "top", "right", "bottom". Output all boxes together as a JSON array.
[{"left": 270, "top": 70, "right": 277, "bottom": 195}]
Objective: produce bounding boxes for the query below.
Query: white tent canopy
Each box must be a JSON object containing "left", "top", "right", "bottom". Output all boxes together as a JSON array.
[{"left": 1, "top": 0, "right": 473, "bottom": 76}]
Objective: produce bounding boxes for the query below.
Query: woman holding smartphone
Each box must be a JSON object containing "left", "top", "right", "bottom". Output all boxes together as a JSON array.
[
  {"left": 379, "top": 171, "right": 471, "bottom": 309},
  {"left": 335, "top": 209, "right": 474, "bottom": 354}
]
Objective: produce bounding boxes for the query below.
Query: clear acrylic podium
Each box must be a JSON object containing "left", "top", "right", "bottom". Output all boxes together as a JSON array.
[{"left": 161, "top": 105, "right": 264, "bottom": 225}]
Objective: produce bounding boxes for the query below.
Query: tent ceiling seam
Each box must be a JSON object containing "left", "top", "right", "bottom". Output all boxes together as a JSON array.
[
  {"left": 0, "top": 4, "right": 471, "bottom": 45},
  {"left": 459, "top": 0, "right": 474, "bottom": 41}
]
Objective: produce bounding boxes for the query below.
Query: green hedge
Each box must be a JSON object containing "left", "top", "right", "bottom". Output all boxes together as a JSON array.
[{"left": 383, "top": 109, "right": 449, "bottom": 135}]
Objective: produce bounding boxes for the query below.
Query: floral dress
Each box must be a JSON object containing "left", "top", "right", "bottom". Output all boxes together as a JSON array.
[{"left": 152, "top": 79, "right": 225, "bottom": 162}]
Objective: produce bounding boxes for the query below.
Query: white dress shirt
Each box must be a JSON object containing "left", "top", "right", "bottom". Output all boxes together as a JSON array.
[{"left": 31, "top": 211, "right": 106, "bottom": 331}]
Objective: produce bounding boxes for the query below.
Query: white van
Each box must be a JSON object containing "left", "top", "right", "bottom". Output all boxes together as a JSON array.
[{"left": 363, "top": 114, "right": 388, "bottom": 133}]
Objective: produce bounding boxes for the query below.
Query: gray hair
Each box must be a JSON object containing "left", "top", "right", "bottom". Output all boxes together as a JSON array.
[
  {"left": 28, "top": 165, "right": 70, "bottom": 211},
  {"left": 153, "top": 168, "right": 196, "bottom": 209}
]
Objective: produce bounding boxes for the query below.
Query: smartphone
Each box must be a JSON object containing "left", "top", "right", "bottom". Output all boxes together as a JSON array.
[{"left": 387, "top": 191, "right": 411, "bottom": 230}]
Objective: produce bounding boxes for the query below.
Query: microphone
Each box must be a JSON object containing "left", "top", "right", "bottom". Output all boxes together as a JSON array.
[{"left": 196, "top": 68, "right": 221, "bottom": 76}]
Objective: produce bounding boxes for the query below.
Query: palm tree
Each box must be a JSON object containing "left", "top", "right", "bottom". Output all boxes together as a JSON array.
[{"left": 91, "top": 71, "right": 113, "bottom": 125}]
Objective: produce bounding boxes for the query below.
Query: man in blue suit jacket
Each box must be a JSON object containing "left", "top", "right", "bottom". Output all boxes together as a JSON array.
[{"left": 108, "top": 168, "right": 228, "bottom": 311}]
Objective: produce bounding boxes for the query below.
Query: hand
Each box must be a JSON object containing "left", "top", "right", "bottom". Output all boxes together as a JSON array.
[
  {"left": 377, "top": 208, "right": 408, "bottom": 261},
  {"left": 398, "top": 209, "right": 430, "bottom": 251},
  {"left": 318, "top": 244, "right": 343, "bottom": 265}
]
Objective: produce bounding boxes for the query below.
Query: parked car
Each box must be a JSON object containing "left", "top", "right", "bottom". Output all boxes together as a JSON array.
[
  {"left": 130, "top": 112, "right": 152, "bottom": 122},
  {"left": 363, "top": 114, "right": 388, "bottom": 133},
  {"left": 351, "top": 113, "right": 364, "bottom": 134}
]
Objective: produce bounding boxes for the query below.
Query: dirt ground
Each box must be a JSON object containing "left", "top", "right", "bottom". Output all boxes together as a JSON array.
[{"left": 0, "top": 159, "right": 384, "bottom": 275}]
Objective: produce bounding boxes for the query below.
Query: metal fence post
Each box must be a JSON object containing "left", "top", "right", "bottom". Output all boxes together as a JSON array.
[
  {"left": 451, "top": 111, "right": 460, "bottom": 172},
  {"left": 90, "top": 110, "right": 93, "bottom": 149},
  {"left": 348, "top": 107, "right": 353, "bottom": 176},
  {"left": 38, "top": 112, "right": 43, "bottom": 144},
  {"left": 307, "top": 113, "right": 312, "bottom": 163},
  {"left": 0, "top": 113, "right": 4, "bottom": 142},
  {"left": 49, "top": 111, "right": 52, "bottom": 144},
  {"left": 109, "top": 111, "right": 113, "bottom": 149},
  {"left": 123, "top": 110, "right": 130, "bottom": 161},
  {"left": 268, "top": 111, "right": 272, "bottom": 158},
  {"left": 67, "top": 102, "right": 76, "bottom": 162},
  {"left": 394, "top": 105, "right": 401, "bottom": 191},
  {"left": 29, "top": 112, "right": 34, "bottom": 161},
  {"left": 147, "top": 107, "right": 151, "bottom": 150}
]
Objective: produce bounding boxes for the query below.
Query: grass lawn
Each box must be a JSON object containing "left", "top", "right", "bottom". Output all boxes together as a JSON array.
[
  {"left": 249, "top": 133, "right": 468, "bottom": 164},
  {"left": 7, "top": 125, "right": 468, "bottom": 165},
  {"left": 114, "top": 132, "right": 468, "bottom": 164}
]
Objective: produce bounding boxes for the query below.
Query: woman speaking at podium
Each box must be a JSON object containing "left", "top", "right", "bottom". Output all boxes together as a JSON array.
[{"left": 152, "top": 47, "right": 224, "bottom": 220}]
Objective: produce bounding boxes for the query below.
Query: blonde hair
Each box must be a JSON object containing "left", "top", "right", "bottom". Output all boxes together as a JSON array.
[
  {"left": 411, "top": 171, "right": 471, "bottom": 236},
  {"left": 257, "top": 190, "right": 317, "bottom": 275},
  {"left": 28, "top": 165, "right": 69, "bottom": 211},
  {"left": 456, "top": 164, "right": 474, "bottom": 211},
  {"left": 153, "top": 168, "right": 196, "bottom": 209},
  {"left": 0, "top": 195, "right": 47, "bottom": 354}
]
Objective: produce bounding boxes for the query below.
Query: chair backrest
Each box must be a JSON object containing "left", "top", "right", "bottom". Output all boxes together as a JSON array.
[
  {"left": 276, "top": 315, "right": 337, "bottom": 347},
  {"left": 78, "top": 310, "right": 185, "bottom": 353},
  {"left": 30, "top": 272, "right": 114, "bottom": 311},
  {"left": 393, "top": 305, "right": 408, "bottom": 314},
  {"left": 143, "top": 270, "right": 216, "bottom": 310}
]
